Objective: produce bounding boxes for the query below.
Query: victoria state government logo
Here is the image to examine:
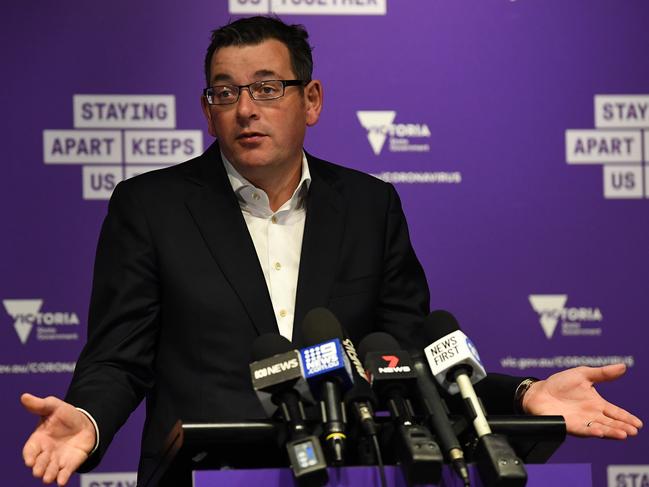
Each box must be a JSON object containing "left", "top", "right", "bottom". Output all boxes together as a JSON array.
[
  {"left": 528, "top": 294, "right": 603, "bottom": 339},
  {"left": 2, "top": 299, "right": 80, "bottom": 344},
  {"left": 357, "top": 111, "right": 431, "bottom": 155}
]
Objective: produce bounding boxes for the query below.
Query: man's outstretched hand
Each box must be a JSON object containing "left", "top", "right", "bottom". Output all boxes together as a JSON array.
[
  {"left": 522, "top": 364, "right": 643, "bottom": 439},
  {"left": 21, "top": 393, "right": 96, "bottom": 486}
]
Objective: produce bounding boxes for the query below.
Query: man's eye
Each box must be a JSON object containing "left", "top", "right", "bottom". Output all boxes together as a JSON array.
[
  {"left": 254, "top": 83, "right": 281, "bottom": 97},
  {"left": 215, "top": 88, "right": 235, "bottom": 99}
]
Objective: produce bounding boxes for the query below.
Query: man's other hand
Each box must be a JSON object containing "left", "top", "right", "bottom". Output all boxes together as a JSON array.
[
  {"left": 522, "top": 364, "right": 643, "bottom": 439},
  {"left": 21, "top": 393, "right": 96, "bottom": 486}
]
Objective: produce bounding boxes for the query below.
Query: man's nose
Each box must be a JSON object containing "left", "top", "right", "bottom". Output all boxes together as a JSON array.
[{"left": 235, "top": 87, "right": 258, "bottom": 119}]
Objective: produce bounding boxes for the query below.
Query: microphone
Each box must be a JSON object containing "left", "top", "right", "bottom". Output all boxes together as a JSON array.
[
  {"left": 338, "top": 329, "right": 381, "bottom": 470},
  {"left": 339, "top": 332, "right": 378, "bottom": 438},
  {"left": 358, "top": 332, "right": 443, "bottom": 485},
  {"left": 250, "top": 334, "right": 328, "bottom": 485},
  {"left": 410, "top": 346, "right": 470, "bottom": 485},
  {"left": 342, "top": 368, "right": 377, "bottom": 436},
  {"left": 300, "top": 308, "right": 353, "bottom": 465},
  {"left": 422, "top": 310, "right": 490, "bottom": 436},
  {"left": 250, "top": 334, "right": 303, "bottom": 396},
  {"left": 422, "top": 310, "right": 527, "bottom": 487},
  {"left": 342, "top": 374, "right": 381, "bottom": 468}
]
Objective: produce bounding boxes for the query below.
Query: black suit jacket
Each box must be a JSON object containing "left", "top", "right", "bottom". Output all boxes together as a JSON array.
[{"left": 66, "top": 142, "right": 522, "bottom": 480}]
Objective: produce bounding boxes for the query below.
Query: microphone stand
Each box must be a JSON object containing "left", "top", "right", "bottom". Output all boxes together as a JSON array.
[
  {"left": 453, "top": 369, "right": 527, "bottom": 487},
  {"left": 387, "top": 393, "right": 443, "bottom": 485}
]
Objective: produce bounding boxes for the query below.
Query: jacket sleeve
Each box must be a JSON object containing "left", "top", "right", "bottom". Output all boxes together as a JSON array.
[{"left": 65, "top": 180, "right": 160, "bottom": 470}]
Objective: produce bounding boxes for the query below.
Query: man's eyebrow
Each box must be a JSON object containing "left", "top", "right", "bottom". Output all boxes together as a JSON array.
[
  {"left": 210, "top": 70, "right": 282, "bottom": 85},
  {"left": 211, "top": 73, "right": 234, "bottom": 84},
  {"left": 253, "top": 69, "right": 281, "bottom": 79}
]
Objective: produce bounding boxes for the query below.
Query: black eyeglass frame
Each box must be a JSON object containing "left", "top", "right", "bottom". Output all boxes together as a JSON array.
[{"left": 203, "top": 79, "right": 309, "bottom": 105}]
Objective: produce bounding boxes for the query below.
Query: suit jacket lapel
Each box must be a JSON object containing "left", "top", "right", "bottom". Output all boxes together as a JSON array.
[
  {"left": 293, "top": 155, "right": 345, "bottom": 346},
  {"left": 184, "top": 144, "right": 278, "bottom": 337}
]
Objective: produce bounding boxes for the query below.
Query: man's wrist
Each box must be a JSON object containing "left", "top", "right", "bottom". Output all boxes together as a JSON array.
[
  {"left": 514, "top": 378, "right": 539, "bottom": 414},
  {"left": 75, "top": 407, "right": 100, "bottom": 454}
]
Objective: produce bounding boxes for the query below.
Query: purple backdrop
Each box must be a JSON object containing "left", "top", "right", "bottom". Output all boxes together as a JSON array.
[{"left": 2, "top": 1, "right": 647, "bottom": 486}]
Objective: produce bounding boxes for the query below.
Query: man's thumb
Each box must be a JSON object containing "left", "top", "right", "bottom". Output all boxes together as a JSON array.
[{"left": 21, "top": 393, "right": 58, "bottom": 416}]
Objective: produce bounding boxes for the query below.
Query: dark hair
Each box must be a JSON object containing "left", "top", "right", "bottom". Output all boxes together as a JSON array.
[{"left": 204, "top": 16, "right": 313, "bottom": 87}]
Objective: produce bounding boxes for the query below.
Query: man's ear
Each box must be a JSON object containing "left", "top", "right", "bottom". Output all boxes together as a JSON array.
[
  {"left": 200, "top": 95, "right": 217, "bottom": 137},
  {"left": 304, "top": 80, "right": 323, "bottom": 127}
]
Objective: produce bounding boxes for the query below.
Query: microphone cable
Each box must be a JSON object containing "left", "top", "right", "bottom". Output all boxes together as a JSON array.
[{"left": 371, "top": 433, "right": 388, "bottom": 487}]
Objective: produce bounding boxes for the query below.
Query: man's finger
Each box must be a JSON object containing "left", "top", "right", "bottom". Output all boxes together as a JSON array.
[
  {"left": 603, "top": 404, "right": 643, "bottom": 429},
  {"left": 597, "top": 423, "right": 630, "bottom": 440},
  {"left": 582, "top": 418, "right": 637, "bottom": 440},
  {"left": 23, "top": 437, "right": 43, "bottom": 467},
  {"left": 57, "top": 465, "right": 74, "bottom": 487},
  {"left": 581, "top": 421, "right": 611, "bottom": 439},
  {"left": 584, "top": 363, "right": 627, "bottom": 384},
  {"left": 32, "top": 450, "right": 50, "bottom": 478},
  {"left": 602, "top": 418, "right": 639, "bottom": 436},
  {"left": 572, "top": 421, "right": 600, "bottom": 438},
  {"left": 43, "top": 457, "right": 61, "bottom": 484}
]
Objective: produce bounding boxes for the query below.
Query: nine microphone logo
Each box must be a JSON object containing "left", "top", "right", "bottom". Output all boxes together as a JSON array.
[
  {"left": 302, "top": 341, "right": 340, "bottom": 375},
  {"left": 377, "top": 354, "right": 412, "bottom": 373},
  {"left": 252, "top": 358, "right": 300, "bottom": 380}
]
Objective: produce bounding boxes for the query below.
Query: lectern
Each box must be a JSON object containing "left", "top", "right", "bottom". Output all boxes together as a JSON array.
[{"left": 140, "top": 415, "right": 567, "bottom": 486}]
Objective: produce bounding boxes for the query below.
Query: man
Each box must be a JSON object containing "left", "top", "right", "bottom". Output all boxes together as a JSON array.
[{"left": 22, "top": 16, "right": 642, "bottom": 487}]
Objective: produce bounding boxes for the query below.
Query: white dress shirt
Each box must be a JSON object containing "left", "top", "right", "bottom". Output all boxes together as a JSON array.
[{"left": 222, "top": 152, "right": 310, "bottom": 340}]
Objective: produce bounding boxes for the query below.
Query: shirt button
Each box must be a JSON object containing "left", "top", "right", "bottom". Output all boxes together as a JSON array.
[
  {"left": 274, "top": 262, "right": 282, "bottom": 271},
  {"left": 279, "top": 309, "right": 287, "bottom": 318},
  {"left": 271, "top": 216, "right": 278, "bottom": 224},
  {"left": 252, "top": 192, "right": 260, "bottom": 201}
]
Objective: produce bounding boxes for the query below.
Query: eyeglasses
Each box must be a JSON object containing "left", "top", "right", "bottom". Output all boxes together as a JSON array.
[{"left": 203, "top": 79, "right": 308, "bottom": 105}]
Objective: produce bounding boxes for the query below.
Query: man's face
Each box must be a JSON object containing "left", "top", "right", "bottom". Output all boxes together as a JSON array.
[{"left": 202, "top": 39, "right": 322, "bottom": 177}]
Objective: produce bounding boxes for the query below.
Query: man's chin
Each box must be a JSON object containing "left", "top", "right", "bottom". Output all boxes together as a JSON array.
[{"left": 228, "top": 152, "right": 276, "bottom": 173}]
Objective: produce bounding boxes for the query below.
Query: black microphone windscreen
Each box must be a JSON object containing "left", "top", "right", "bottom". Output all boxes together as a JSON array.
[
  {"left": 357, "top": 332, "right": 401, "bottom": 363},
  {"left": 302, "top": 307, "right": 344, "bottom": 346},
  {"left": 423, "top": 310, "right": 461, "bottom": 341},
  {"left": 251, "top": 333, "right": 294, "bottom": 362},
  {"left": 343, "top": 378, "right": 378, "bottom": 408}
]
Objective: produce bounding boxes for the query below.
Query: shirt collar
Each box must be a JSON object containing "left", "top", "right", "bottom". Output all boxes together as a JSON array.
[{"left": 221, "top": 151, "right": 311, "bottom": 214}]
